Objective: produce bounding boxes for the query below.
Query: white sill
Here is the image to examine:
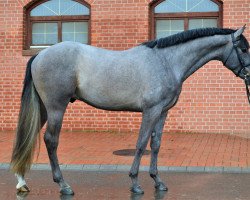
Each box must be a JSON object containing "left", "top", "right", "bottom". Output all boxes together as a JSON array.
[{"left": 30, "top": 46, "right": 50, "bottom": 49}]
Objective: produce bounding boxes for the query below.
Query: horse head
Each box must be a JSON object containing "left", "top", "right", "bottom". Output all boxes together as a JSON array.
[{"left": 223, "top": 25, "right": 250, "bottom": 85}]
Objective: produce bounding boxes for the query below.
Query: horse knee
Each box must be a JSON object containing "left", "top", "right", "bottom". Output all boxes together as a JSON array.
[{"left": 150, "top": 137, "right": 161, "bottom": 153}]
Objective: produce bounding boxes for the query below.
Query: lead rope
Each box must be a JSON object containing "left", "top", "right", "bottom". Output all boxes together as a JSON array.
[{"left": 244, "top": 79, "right": 250, "bottom": 104}]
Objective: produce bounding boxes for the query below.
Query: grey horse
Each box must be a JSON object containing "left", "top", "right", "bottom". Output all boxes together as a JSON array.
[{"left": 11, "top": 26, "right": 250, "bottom": 195}]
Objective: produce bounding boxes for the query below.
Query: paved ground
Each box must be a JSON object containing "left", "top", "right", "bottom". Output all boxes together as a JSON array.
[
  {"left": 1, "top": 169, "right": 250, "bottom": 200},
  {"left": 1, "top": 131, "right": 250, "bottom": 199},
  {"left": 1, "top": 131, "right": 250, "bottom": 168}
]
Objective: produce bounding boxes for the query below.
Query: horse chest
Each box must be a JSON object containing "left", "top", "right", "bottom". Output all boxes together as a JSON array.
[{"left": 162, "top": 86, "right": 181, "bottom": 111}]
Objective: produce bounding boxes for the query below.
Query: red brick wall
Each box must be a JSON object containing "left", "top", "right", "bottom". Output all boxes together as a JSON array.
[{"left": 0, "top": 0, "right": 250, "bottom": 134}]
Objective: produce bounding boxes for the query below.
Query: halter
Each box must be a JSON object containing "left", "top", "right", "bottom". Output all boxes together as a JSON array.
[{"left": 223, "top": 33, "right": 250, "bottom": 104}]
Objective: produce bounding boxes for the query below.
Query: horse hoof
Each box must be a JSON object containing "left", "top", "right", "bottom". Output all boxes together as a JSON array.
[
  {"left": 155, "top": 182, "right": 168, "bottom": 191},
  {"left": 60, "top": 187, "right": 74, "bottom": 195},
  {"left": 17, "top": 185, "right": 30, "bottom": 193},
  {"left": 130, "top": 185, "right": 144, "bottom": 194}
]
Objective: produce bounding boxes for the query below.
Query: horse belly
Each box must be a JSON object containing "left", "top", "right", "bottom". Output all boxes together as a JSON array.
[
  {"left": 75, "top": 79, "right": 142, "bottom": 112},
  {"left": 75, "top": 47, "right": 146, "bottom": 111}
]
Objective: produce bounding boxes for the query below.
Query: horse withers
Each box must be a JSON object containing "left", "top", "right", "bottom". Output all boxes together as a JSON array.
[{"left": 11, "top": 26, "right": 250, "bottom": 195}]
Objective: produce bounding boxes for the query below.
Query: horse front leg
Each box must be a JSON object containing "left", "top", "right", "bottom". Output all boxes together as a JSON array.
[
  {"left": 129, "top": 106, "right": 162, "bottom": 194},
  {"left": 149, "top": 112, "right": 168, "bottom": 191},
  {"left": 44, "top": 109, "right": 74, "bottom": 195}
]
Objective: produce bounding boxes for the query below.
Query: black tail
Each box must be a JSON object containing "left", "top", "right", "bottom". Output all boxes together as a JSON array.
[{"left": 11, "top": 55, "right": 47, "bottom": 176}]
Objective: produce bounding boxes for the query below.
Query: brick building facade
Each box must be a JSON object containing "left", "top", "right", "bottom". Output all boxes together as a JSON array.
[{"left": 0, "top": 0, "right": 250, "bottom": 134}]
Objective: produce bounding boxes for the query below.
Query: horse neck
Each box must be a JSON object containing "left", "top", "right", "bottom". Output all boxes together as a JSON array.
[{"left": 159, "top": 35, "right": 229, "bottom": 82}]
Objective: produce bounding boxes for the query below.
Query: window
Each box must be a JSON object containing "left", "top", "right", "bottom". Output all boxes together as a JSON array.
[
  {"left": 24, "top": 0, "right": 90, "bottom": 54},
  {"left": 150, "top": 0, "right": 222, "bottom": 39}
]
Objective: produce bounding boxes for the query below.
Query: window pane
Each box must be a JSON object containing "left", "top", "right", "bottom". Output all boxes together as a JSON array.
[
  {"left": 156, "top": 20, "right": 184, "bottom": 38},
  {"left": 188, "top": 0, "right": 219, "bottom": 12},
  {"left": 61, "top": 0, "right": 90, "bottom": 15},
  {"left": 46, "top": 23, "right": 58, "bottom": 33},
  {"left": 62, "top": 22, "right": 74, "bottom": 31},
  {"left": 32, "top": 34, "right": 45, "bottom": 44},
  {"left": 75, "top": 22, "right": 88, "bottom": 32},
  {"left": 31, "top": 0, "right": 89, "bottom": 16},
  {"left": 62, "top": 22, "right": 88, "bottom": 43},
  {"left": 46, "top": 34, "right": 58, "bottom": 44},
  {"left": 155, "top": 0, "right": 186, "bottom": 13},
  {"left": 62, "top": 33, "right": 73, "bottom": 41},
  {"left": 32, "top": 23, "right": 58, "bottom": 45},
  {"left": 203, "top": 19, "right": 218, "bottom": 27},
  {"left": 75, "top": 33, "right": 88, "bottom": 44},
  {"left": 188, "top": 19, "right": 217, "bottom": 30},
  {"left": 31, "top": 0, "right": 59, "bottom": 16},
  {"left": 155, "top": 0, "right": 219, "bottom": 13}
]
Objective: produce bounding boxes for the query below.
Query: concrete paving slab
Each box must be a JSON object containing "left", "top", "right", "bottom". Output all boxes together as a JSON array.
[
  {"left": 33, "top": 164, "right": 51, "bottom": 170},
  {"left": 168, "top": 166, "right": 187, "bottom": 172},
  {"left": 223, "top": 167, "right": 242, "bottom": 173},
  {"left": 116, "top": 165, "right": 131, "bottom": 171},
  {"left": 204, "top": 166, "right": 223, "bottom": 173},
  {"left": 0, "top": 163, "right": 10, "bottom": 170},
  {"left": 99, "top": 165, "right": 117, "bottom": 171},
  {"left": 187, "top": 166, "right": 205, "bottom": 172},
  {"left": 82, "top": 164, "right": 100, "bottom": 171},
  {"left": 241, "top": 167, "right": 250, "bottom": 173},
  {"left": 65, "top": 164, "right": 83, "bottom": 171},
  {"left": 139, "top": 165, "right": 149, "bottom": 171}
]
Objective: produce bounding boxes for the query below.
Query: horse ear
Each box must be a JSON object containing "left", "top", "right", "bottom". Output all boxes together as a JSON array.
[{"left": 234, "top": 25, "right": 246, "bottom": 39}]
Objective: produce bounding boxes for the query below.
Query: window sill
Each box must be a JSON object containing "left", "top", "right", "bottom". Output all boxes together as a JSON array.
[{"left": 22, "top": 48, "right": 45, "bottom": 56}]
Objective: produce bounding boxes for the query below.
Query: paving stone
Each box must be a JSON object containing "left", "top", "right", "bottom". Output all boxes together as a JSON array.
[
  {"left": 223, "top": 167, "right": 242, "bottom": 173},
  {"left": 0, "top": 163, "right": 10, "bottom": 170},
  {"left": 116, "top": 165, "right": 131, "bottom": 171},
  {"left": 187, "top": 166, "right": 205, "bottom": 172},
  {"left": 168, "top": 166, "right": 187, "bottom": 172},
  {"left": 64, "top": 164, "right": 83, "bottom": 171},
  {"left": 205, "top": 167, "right": 223, "bottom": 173},
  {"left": 83, "top": 164, "right": 100, "bottom": 171},
  {"left": 100, "top": 165, "right": 117, "bottom": 171}
]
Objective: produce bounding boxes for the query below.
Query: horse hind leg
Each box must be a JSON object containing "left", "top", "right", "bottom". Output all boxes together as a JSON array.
[
  {"left": 20, "top": 100, "right": 74, "bottom": 195},
  {"left": 15, "top": 174, "right": 30, "bottom": 192},
  {"left": 44, "top": 106, "right": 74, "bottom": 195}
]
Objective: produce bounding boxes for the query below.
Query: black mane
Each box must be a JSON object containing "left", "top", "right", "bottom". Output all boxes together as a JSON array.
[{"left": 142, "top": 28, "right": 236, "bottom": 48}]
